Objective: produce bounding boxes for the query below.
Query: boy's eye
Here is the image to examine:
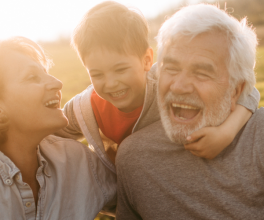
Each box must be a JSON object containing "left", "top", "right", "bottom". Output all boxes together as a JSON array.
[
  {"left": 90, "top": 73, "right": 103, "bottom": 78},
  {"left": 116, "top": 67, "right": 128, "bottom": 73}
]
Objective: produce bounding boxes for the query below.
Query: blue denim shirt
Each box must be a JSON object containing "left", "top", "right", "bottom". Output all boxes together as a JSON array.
[{"left": 0, "top": 135, "right": 116, "bottom": 220}]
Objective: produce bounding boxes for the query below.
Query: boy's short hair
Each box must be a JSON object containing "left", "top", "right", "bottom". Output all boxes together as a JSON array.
[{"left": 72, "top": 1, "right": 149, "bottom": 63}]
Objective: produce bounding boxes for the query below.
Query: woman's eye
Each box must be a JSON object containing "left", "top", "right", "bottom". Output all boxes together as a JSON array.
[{"left": 28, "top": 74, "right": 39, "bottom": 81}]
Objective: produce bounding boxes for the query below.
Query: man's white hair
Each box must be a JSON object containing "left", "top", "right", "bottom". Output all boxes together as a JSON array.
[{"left": 156, "top": 4, "right": 257, "bottom": 100}]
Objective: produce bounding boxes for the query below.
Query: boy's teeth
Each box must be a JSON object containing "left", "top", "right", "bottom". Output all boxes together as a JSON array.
[
  {"left": 110, "top": 90, "right": 126, "bottom": 97},
  {"left": 45, "top": 100, "right": 59, "bottom": 107},
  {"left": 171, "top": 103, "right": 198, "bottom": 110}
]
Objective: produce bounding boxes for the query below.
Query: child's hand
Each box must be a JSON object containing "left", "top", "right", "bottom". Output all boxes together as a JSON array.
[
  {"left": 184, "top": 126, "right": 233, "bottom": 159},
  {"left": 184, "top": 105, "right": 252, "bottom": 159}
]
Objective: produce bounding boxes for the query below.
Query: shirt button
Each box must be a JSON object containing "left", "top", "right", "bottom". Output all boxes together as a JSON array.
[
  {"left": 5, "top": 179, "right": 12, "bottom": 185},
  {"left": 25, "top": 202, "right": 31, "bottom": 207}
]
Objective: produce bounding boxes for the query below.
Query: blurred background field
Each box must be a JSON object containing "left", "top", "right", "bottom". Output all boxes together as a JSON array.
[
  {"left": 41, "top": 0, "right": 264, "bottom": 109},
  {"left": 42, "top": 39, "right": 264, "bottom": 108},
  {"left": 36, "top": 0, "right": 264, "bottom": 219}
]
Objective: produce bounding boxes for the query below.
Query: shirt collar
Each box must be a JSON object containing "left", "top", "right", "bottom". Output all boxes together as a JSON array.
[
  {"left": 0, "top": 151, "right": 20, "bottom": 185},
  {"left": 36, "top": 145, "right": 51, "bottom": 177},
  {"left": 0, "top": 146, "right": 51, "bottom": 185}
]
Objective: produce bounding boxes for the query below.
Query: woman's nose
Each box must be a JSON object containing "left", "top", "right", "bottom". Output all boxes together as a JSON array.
[{"left": 45, "top": 75, "right": 63, "bottom": 91}]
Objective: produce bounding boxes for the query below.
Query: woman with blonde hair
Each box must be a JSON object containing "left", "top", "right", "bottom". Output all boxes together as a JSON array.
[{"left": 0, "top": 37, "right": 116, "bottom": 220}]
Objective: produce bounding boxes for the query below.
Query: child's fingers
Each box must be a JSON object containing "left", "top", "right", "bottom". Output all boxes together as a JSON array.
[
  {"left": 186, "top": 128, "right": 207, "bottom": 143},
  {"left": 190, "top": 150, "right": 200, "bottom": 157},
  {"left": 185, "top": 142, "right": 212, "bottom": 158},
  {"left": 190, "top": 149, "right": 212, "bottom": 159},
  {"left": 184, "top": 142, "right": 201, "bottom": 152}
]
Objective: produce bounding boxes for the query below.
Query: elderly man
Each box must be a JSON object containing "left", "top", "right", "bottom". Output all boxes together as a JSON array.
[{"left": 116, "top": 4, "right": 263, "bottom": 220}]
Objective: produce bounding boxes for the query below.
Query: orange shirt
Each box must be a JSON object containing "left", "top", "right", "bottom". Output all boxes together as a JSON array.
[{"left": 91, "top": 91, "right": 143, "bottom": 145}]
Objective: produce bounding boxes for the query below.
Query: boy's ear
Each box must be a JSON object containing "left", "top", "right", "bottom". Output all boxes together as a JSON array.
[
  {"left": 143, "top": 47, "right": 153, "bottom": 72},
  {"left": 231, "top": 81, "right": 245, "bottom": 111}
]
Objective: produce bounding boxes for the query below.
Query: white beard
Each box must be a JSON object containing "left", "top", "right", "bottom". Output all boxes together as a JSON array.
[{"left": 158, "top": 89, "right": 232, "bottom": 145}]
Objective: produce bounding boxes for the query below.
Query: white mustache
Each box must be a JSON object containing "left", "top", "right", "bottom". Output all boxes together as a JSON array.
[{"left": 164, "top": 91, "right": 204, "bottom": 109}]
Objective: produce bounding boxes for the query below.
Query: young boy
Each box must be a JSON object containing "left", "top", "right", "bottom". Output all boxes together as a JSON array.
[{"left": 56, "top": 1, "right": 259, "bottom": 173}]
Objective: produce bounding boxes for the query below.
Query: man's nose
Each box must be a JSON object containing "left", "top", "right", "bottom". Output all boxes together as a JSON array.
[
  {"left": 45, "top": 75, "right": 63, "bottom": 91},
  {"left": 170, "top": 72, "right": 194, "bottom": 95}
]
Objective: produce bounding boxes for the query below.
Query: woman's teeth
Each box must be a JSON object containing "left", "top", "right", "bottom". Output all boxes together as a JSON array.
[
  {"left": 45, "top": 100, "right": 59, "bottom": 107},
  {"left": 110, "top": 90, "right": 126, "bottom": 98}
]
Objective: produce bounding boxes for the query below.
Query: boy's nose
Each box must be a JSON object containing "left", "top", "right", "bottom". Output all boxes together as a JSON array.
[{"left": 105, "top": 77, "right": 119, "bottom": 90}]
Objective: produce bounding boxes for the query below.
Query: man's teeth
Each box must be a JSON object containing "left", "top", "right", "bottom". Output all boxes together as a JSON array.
[
  {"left": 172, "top": 103, "right": 199, "bottom": 120},
  {"left": 110, "top": 90, "right": 126, "bottom": 97},
  {"left": 171, "top": 103, "right": 198, "bottom": 110},
  {"left": 178, "top": 116, "right": 188, "bottom": 120},
  {"left": 45, "top": 100, "right": 59, "bottom": 107}
]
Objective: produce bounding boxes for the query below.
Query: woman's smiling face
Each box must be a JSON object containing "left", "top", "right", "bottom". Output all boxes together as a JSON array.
[{"left": 0, "top": 50, "right": 68, "bottom": 136}]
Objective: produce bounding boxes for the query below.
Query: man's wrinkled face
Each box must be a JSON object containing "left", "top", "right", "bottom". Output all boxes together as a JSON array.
[{"left": 158, "top": 31, "right": 234, "bottom": 144}]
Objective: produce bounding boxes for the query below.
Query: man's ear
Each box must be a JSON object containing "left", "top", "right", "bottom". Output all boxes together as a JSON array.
[
  {"left": 143, "top": 47, "right": 153, "bottom": 72},
  {"left": 231, "top": 81, "right": 245, "bottom": 111}
]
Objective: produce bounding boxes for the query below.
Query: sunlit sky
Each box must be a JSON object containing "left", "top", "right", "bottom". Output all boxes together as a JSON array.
[{"left": 0, "top": 0, "right": 196, "bottom": 42}]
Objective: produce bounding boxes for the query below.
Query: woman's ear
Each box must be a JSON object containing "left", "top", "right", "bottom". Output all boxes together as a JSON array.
[
  {"left": 143, "top": 47, "right": 154, "bottom": 72},
  {"left": 231, "top": 82, "right": 245, "bottom": 111}
]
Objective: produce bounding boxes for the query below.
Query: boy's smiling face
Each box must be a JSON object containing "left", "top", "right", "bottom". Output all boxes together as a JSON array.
[{"left": 84, "top": 48, "right": 153, "bottom": 113}]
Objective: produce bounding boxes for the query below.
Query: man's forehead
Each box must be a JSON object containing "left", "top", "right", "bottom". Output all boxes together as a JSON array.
[{"left": 163, "top": 32, "right": 229, "bottom": 64}]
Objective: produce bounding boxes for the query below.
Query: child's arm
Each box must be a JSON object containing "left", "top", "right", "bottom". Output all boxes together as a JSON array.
[
  {"left": 54, "top": 98, "right": 84, "bottom": 140},
  {"left": 184, "top": 105, "right": 251, "bottom": 159},
  {"left": 184, "top": 87, "right": 260, "bottom": 159}
]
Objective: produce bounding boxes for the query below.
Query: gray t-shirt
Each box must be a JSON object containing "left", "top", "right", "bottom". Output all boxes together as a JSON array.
[{"left": 116, "top": 108, "right": 264, "bottom": 220}]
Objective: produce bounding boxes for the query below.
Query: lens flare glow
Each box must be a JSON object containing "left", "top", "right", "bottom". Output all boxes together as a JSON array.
[{"left": 0, "top": 0, "right": 181, "bottom": 41}]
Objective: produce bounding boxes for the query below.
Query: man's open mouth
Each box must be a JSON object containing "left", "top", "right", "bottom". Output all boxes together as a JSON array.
[{"left": 171, "top": 103, "right": 200, "bottom": 121}]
